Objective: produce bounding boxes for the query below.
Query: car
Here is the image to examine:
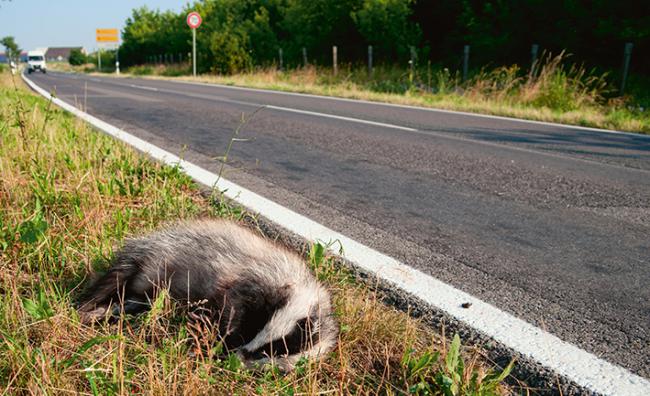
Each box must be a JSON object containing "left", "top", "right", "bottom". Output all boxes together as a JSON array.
[{"left": 27, "top": 50, "right": 47, "bottom": 74}]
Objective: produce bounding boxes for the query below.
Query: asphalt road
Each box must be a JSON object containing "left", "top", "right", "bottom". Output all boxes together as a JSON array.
[{"left": 28, "top": 71, "right": 650, "bottom": 379}]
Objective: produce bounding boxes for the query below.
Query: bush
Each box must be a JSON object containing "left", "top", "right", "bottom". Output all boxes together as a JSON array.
[{"left": 68, "top": 49, "right": 87, "bottom": 65}]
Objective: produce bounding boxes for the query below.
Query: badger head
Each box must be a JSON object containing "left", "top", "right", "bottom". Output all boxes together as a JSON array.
[{"left": 235, "top": 281, "right": 338, "bottom": 371}]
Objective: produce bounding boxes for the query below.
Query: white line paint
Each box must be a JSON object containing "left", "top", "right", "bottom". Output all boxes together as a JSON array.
[
  {"left": 130, "top": 84, "right": 159, "bottom": 92},
  {"left": 23, "top": 73, "right": 650, "bottom": 396},
  {"left": 265, "top": 105, "right": 418, "bottom": 131},
  {"left": 164, "top": 77, "right": 650, "bottom": 140},
  {"left": 51, "top": 71, "right": 650, "bottom": 139},
  {"left": 68, "top": 73, "right": 650, "bottom": 177}
]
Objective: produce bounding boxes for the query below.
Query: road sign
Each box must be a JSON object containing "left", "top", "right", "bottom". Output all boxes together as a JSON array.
[
  {"left": 187, "top": 12, "right": 202, "bottom": 29},
  {"left": 96, "top": 28, "right": 119, "bottom": 43},
  {"left": 96, "top": 36, "right": 119, "bottom": 42},
  {"left": 187, "top": 12, "right": 202, "bottom": 76},
  {"left": 96, "top": 29, "right": 118, "bottom": 36}
]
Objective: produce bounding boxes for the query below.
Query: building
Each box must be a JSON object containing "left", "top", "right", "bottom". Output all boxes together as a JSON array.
[{"left": 44, "top": 47, "right": 85, "bottom": 62}]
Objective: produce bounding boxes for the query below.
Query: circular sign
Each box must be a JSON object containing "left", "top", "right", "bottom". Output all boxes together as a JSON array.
[{"left": 187, "top": 12, "right": 202, "bottom": 29}]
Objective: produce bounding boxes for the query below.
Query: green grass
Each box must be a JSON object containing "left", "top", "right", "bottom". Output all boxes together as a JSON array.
[
  {"left": 0, "top": 70, "right": 518, "bottom": 394},
  {"left": 112, "top": 52, "right": 650, "bottom": 134}
]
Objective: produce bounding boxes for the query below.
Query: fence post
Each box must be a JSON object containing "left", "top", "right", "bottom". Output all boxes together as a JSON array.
[
  {"left": 409, "top": 46, "right": 416, "bottom": 83},
  {"left": 302, "top": 47, "right": 308, "bottom": 67},
  {"left": 278, "top": 48, "right": 283, "bottom": 71},
  {"left": 620, "top": 42, "right": 633, "bottom": 95},
  {"left": 462, "top": 45, "right": 470, "bottom": 82},
  {"left": 368, "top": 45, "right": 373, "bottom": 76},
  {"left": 333, "top": 46, "right": 338, "bottom": 76}
]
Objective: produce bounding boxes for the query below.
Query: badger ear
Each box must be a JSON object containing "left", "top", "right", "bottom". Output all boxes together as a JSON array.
[{"left": 218, "top": 280, "right": 292, "bottom": 348}]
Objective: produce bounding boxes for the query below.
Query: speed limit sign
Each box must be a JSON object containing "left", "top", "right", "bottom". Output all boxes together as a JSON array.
[
  {"left": 187, "top": 12, "right": 202, "bottom": 29},
  {"left": 187, "top": 12, "right": 202, "bottom": 76}
]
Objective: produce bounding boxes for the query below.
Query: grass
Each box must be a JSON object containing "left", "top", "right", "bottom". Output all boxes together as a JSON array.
[
  {"left": 0, "top": 70, "right": 519, "bottom": 394},
  {"left": 100, "top": 51, "right": 650, "bottom": 134}
]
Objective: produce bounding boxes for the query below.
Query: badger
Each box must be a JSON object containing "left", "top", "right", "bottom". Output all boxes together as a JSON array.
[{"left": 78, "top": 219, "right": 338, "bottom": 371}]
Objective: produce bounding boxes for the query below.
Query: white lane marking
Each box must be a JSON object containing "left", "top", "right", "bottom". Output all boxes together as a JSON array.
[
  {"left": 63, "top": 72, "right": 650, "bottom": 139},
  {"left": 164, "top": 78, "right": 650, "bottom": 139},
  {"left": 23, "top": 73, "right": 650, "bottom": 396},
  {"left": 130, "top": 84, "right": 159, "bottom": 92},
  {"left": 84, "top": 78, "right": 418, "bottom": 132},
  {"left": 70, "top": 75, "right": 650, "bottom": 177},
  {"left": 265, "top": 105, "right": 417, "bottom": 131}
]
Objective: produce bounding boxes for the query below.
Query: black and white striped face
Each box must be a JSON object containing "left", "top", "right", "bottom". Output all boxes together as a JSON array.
[{"left": 237, "top": 284, "right": 338, "bottom": 371}]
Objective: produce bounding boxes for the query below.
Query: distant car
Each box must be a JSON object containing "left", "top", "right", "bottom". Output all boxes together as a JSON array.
[{"left": 27, "top": 50, "right": 47, "bottom": 74}]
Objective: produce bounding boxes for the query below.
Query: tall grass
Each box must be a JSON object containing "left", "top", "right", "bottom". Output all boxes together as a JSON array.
[{"left": 0, "top": 70, "right": 518, "bottom": 394}]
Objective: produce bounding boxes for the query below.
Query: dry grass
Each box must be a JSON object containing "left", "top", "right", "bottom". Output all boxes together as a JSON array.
[{"left": 0, "top": 70, "right": 517, "bottom": 394}]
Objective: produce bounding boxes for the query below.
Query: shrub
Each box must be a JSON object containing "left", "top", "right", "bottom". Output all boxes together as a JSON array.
[{"left": 68, "top": 49, "right": 87, "bottom": 65}]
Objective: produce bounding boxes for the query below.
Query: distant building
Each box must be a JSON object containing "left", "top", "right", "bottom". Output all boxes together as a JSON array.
[{"left": 45, "top": 47, "right": 85, "bottom": 62}]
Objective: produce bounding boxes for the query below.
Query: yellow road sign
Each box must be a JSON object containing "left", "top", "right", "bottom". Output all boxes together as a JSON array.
[
  {"left": 96, "top": 29, "right": 118, "bottom": 36},
  {"left": 96, "top": 35, "right": 119, "bottom": 42},
  {"left": 96, "top": 28, "right": 119, "bottom": 42}
]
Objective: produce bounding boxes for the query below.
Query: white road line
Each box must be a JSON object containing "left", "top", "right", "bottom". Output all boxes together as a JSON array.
[
  {"left": 59, "top": 72, "right": 650, "bottom": 139},
  {"left": 265, "top": 105, "right": 418, "bottom": 131},
  {"left": 87, "top": 78, "right": 418, "bottom": 132},
  {"left": 130, "top": 84, "right": 159, "bottom": 92},
  {"left": 167, "top": 78, "right": 650, "bottom": 139},
  {"left": 22, "top": 74, "right": 650, "bottom": 396},
  {"left": 77, "top": 75, "right": 650, "bottom": 176}
]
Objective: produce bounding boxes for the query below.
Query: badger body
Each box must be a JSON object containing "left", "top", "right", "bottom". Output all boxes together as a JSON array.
[{"left": 78, "top": 219, "right": 338, "bottom": 370}]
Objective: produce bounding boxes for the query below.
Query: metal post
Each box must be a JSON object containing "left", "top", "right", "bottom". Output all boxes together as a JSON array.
[
  {"left": 620, "top": 42, "right": 633, "bottom": 95},
  {"left": 462, "top": 45, "right": 470, "bottom": 82},
  {"left": 302, "top": 47, "right": 308, "bottom": 67},
  {"left": 333, "top": 46, "right": 338, "bottom": 76},
  {"left": 278, "top": 48, "right": 283, "bottom": 71},
  {"left": 192, "top": 27, "right": 197, "bottom": 77},
  {"left": 368, "top": 45, "right": 373, "bottom": 76}
]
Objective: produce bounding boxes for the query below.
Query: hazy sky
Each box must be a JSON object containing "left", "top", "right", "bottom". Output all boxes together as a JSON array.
[{"left": 0, "top": 0, "right": 188, "bottom": 53}]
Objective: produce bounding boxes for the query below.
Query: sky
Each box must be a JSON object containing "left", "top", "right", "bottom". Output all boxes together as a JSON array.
[{"left": 0, "top": 0, "right": 188, "bottom": 53}]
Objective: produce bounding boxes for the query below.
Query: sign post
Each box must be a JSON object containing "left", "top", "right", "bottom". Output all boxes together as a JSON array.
[
  {"left": 96, "top": 28, "right": 119, "bottom": 73},
  {"left": 186, "top": 12, "right": 202, "bottom": 77}
]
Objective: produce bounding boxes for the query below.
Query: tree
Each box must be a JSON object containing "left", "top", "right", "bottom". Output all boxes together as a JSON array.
[
  {"left": 1, "top": 36, "right": 21, "bottom": 63},
  {"left": 352, "top": 0, "right": 421, "bottom": 62},
  {"left": 68, "top": 48, "right": 86, "bottom": 65}
]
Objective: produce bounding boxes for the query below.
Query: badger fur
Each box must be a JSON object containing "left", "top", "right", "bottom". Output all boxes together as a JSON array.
[{"left": 78, "top": 219, "right": 338, "bottom": 371}]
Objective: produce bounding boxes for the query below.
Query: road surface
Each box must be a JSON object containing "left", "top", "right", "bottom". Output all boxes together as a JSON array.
[{"left": 28, "top": 71, "right": 650, "bottom": 379}]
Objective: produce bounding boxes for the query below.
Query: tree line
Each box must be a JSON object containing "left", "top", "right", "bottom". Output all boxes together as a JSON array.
[{"left": 119, "top": 0, "right": 649, "bottom": 75}]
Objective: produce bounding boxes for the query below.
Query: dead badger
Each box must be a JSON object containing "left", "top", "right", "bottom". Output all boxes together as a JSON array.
[{"left": 78, "top": 219, "right": 338, "bottom": 371}]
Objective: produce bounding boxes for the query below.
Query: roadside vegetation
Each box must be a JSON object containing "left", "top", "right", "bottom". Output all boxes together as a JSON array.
[{"left": 0, "top": 70, "right": 518, "bottom": 393}]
